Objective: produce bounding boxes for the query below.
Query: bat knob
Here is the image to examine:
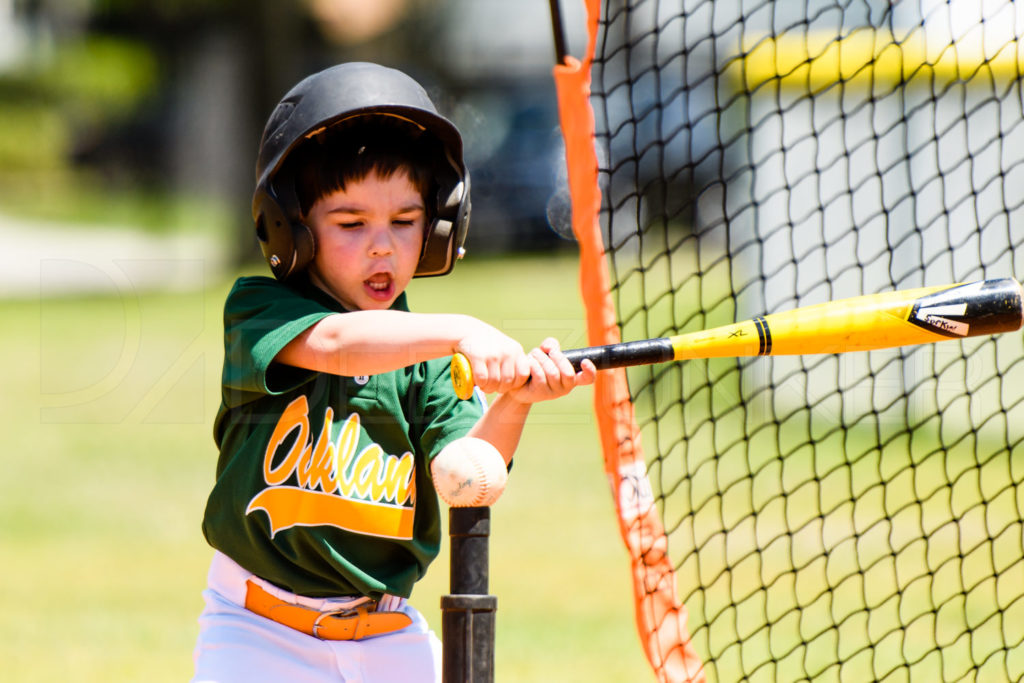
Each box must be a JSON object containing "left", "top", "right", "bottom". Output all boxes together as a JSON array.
[{"left": 451, "top": 352, "right": 475, "bottom": 400}]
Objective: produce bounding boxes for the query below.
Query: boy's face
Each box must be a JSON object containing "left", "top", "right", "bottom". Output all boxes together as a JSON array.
[{"left": 304, "top": 169, "right": 426, "bottom": 311}]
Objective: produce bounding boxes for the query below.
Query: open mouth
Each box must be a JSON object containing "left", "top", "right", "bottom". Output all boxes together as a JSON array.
[{"left": 364, "top": 273, "right": 394, "bottom": 301}]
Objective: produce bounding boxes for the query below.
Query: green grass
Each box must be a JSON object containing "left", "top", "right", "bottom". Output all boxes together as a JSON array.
[{"left": 0, "top": 251, "right": 652, "bottom": 682}]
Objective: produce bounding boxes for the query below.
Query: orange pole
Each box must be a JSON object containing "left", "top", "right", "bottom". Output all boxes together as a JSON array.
[{"left": 551, "top": 1, "right": 706, "bottom": 680}]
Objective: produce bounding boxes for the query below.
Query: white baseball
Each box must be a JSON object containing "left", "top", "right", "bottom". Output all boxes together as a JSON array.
[{"left": 430, "top": 437, "right": 508, "bottom": 507}]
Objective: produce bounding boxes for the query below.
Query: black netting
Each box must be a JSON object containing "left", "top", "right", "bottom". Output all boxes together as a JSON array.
[{"left": 590, "top": 1, "right": 1024, "bottom": 680}]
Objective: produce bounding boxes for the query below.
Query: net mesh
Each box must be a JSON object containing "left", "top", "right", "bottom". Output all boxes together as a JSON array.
[{"left": 587, "top": 1, "right": 1024, "bottom": 680}]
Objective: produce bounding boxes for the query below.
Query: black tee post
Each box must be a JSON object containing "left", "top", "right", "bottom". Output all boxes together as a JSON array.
[{"left": 441, "top": 506, "right": 496, "bottom": 683}]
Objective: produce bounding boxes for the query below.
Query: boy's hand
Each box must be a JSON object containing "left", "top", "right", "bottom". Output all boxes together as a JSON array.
[
  {"left": 454, "top": 326, "right": 533, "bottom": 395},
  {"left": 507, "top": 337, "right": 597, "bottom": 404}
]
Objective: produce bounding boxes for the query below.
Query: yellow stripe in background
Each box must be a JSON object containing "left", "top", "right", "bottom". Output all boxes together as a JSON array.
[{"left": 730, "top": 28, "right": 1024, "bottom": 92}]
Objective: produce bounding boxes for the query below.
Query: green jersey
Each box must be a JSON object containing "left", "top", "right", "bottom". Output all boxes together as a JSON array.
[{"left": 202, "top": 276, "right": 484, "bottom": 599}]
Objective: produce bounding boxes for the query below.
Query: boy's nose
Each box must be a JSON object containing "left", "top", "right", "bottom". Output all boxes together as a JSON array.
[{"left": 367, "top": 227, "right": 394, "bottom": 256}]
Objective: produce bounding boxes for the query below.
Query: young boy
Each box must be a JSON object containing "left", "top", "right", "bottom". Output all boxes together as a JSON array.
[{"left": 192, "top": 62, "right": 595, "bottom": 682}]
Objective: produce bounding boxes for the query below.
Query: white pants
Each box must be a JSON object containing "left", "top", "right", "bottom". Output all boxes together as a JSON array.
[{"left": 192, "top": 552, "right": 442, "bottom": 683}]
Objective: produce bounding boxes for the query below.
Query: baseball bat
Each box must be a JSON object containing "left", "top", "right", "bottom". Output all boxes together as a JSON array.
[{"left": 451, "top": 278, "right": 1024, "bottom": 400}]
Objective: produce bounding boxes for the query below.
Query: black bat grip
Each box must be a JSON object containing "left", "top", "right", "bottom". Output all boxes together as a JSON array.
[
  {"left": 558, "top": 338, "right": 676, "bottom": 370},
  {"left": 451, "top": 338, "right": 676, "bottom": 399}
]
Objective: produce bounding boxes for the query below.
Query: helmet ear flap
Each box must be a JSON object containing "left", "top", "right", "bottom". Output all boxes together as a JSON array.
[
  {"left": 253, "top": 187, "right": 317, "bottom": 280},
  {"left": 292, "top": 222, "right": 316, "bottom": 272},
  {"left": 416, "top": 175, "right": 471, "bottom": 277}
]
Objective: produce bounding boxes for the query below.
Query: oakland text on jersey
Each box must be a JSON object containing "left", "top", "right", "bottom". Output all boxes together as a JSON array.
[{"left": 246, "top": 394, "right": 417, "bottom": 540}]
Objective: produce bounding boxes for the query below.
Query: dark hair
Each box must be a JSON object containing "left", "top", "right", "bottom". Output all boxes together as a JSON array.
[{"left": 280, "top": 116, "right": 441, "bottom": 219}]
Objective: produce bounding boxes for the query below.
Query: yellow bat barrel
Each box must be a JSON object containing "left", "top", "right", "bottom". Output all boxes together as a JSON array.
[{"left": 669, "top": 278, "right": 1024, "bottom": 360}]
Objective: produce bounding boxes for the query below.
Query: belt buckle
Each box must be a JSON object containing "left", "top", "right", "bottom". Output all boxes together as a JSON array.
[{"left": 311, "top": 605, "right": 365, "bottom": 639}]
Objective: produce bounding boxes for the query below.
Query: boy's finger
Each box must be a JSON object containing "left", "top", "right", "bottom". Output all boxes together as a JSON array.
[
  {"left": 544, "top": 343, "right": 576, "bottom": 378},
  {"left": 481, "top": 357, "right": 506, "bottom": 393},
  {"left": 485, "top": 356, "right": 516, "bottom": 393},
  {"left": 576, "top": 358, "right": 598, "bottom": 385},
  {"left": 538, "top": 337, "right": 561, "bottom": 354},
  {"left": 495, "top": 355, "right": 523, "bottom": 392},
  {"left": 516, "top": 354, "right": 534, "bottom": 382},
  {"left": 527, "top": 354, "right": 547, "bottom": 386},
  {"left": 497, "top": 357, "right": 515, "bottom": 390},
  {"left": 531, "top": 347, "right": 559, "bottom": 386},
  {"left": 472, "top": 359, "right": 490, "bottom": 390}
]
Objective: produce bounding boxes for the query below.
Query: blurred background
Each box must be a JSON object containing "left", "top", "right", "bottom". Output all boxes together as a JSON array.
[
  {"left": 0, "top": 0, "right": 589, "bottom": 295},
  {"left": 0, "top": 1, "right": 654, "bottom": 681}
]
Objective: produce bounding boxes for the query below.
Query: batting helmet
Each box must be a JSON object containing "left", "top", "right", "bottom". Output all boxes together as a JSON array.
[{"left": 252, "top": 62, "right": 471, "bottom": 280}]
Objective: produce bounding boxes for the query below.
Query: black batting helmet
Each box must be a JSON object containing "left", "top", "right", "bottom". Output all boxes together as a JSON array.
[{"left": 252, "top": 62, "right": 471, "bottom": 280}]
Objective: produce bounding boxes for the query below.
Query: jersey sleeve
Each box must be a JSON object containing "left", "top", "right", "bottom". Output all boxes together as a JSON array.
[
  {"left": 413, "top": 357, "right": 487, "bottom": 460},
  {"left": 221, "top": 276, "right": 334, "bottom": 408}
]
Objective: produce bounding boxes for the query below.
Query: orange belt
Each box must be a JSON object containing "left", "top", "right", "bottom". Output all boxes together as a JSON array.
[{"left": 244, "top": 580, "right": 412, "bottom": 641}]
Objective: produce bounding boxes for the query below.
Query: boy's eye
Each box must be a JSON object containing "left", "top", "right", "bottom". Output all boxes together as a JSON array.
[
  {"left": 338, "top": 221, "right": 362, "bottom": 229},
  {"left": 393, "top": 219, "right": 416, "bottom": 226}
]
